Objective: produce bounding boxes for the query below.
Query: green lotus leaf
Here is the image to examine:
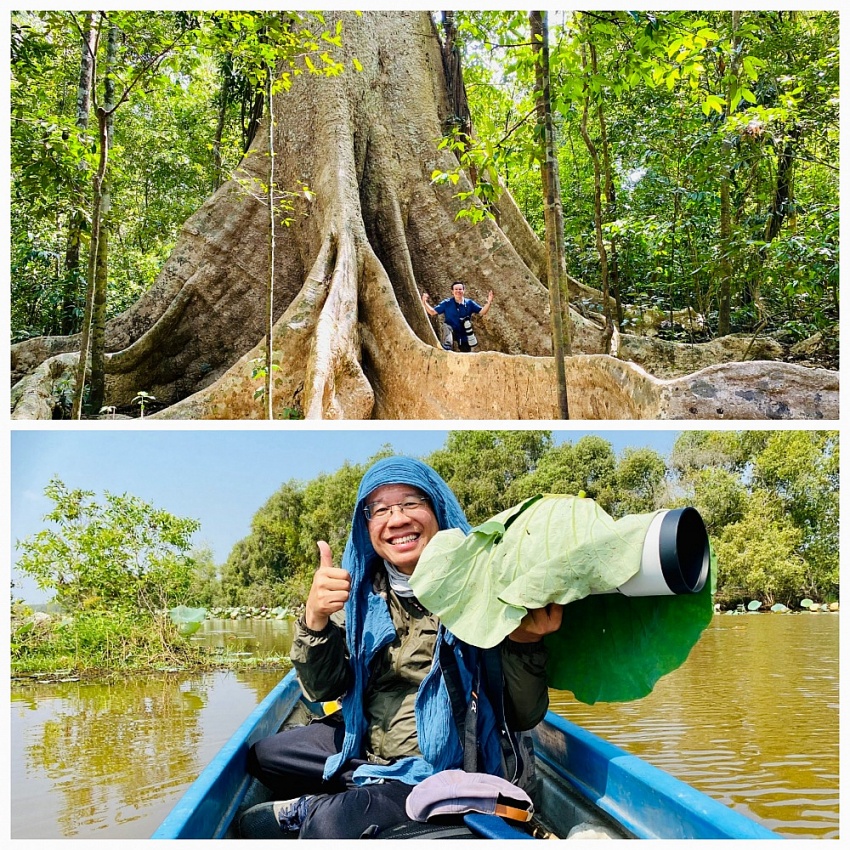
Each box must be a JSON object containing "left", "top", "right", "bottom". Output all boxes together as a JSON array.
[
  {"left": 544, "top": 559, "right": 714, "bottom": 704},
  {"left": 169, "top": 606, "right": 207, "bottom": 637},
  {"left": 412, "top": 495, "right": 716, "bottom": 703},
  {"left": 411, "top": 495, "right": 657, "bottom": 649}
]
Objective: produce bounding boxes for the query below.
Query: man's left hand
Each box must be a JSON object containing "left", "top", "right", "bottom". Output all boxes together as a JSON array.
[{"left": 508, "top": 603, "right": 563, "bottom": 643}]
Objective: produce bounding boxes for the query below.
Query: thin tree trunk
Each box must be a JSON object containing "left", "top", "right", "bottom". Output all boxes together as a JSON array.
[
  {"left": 265, "top": 64, "right": 275, "bottom": 419},
  {"left": 579, "top": 40, "right": 612, "bottom": 352},
  {"left": 88, "top": 21, "right": 117, "bottom": 414},
  {"left": 62, "top": 13, "right": 96, "bottom": 336},
  {"left": 213, "top": 57, "right": 232, "bottom": 192},
  {"left": 243, "top": 90, "right": 264, "bottom": 152},
  {"left": 598, "top": 98, "right": 622, "bottom": 331},
  {"left": 531, "top": 10, "right": 569, "bottom": 419},
  {"left": 440, "top": 12, "right": 472, "bottom": 140},
  {"left": 718, "top": 10, "right": 742, "bottom": 337},
  {"left": 765, "top": 123, "right": 800, "bottom": 243},
  {"left": 70, "top": 106, "right": 107, "bottom": 419}
]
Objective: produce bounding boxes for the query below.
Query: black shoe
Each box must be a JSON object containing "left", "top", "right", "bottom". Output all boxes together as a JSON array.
[{"left": 239, "top": 796, "right": 314, "bottom": 838}]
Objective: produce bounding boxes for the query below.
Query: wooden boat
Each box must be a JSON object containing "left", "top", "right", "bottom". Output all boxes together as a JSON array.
[{"left": 152, "top": 670, "right": 780, "bottom": 840}]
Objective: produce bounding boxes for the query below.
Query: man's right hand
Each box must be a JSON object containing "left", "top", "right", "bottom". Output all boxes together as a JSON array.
[{"left": 304, "top": 540, "right": 351, "bottom": 631}]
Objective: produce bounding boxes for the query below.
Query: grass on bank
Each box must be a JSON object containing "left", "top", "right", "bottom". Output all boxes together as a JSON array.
[{"left": 10, "top": 608, "right": 292, "bottom": 679}]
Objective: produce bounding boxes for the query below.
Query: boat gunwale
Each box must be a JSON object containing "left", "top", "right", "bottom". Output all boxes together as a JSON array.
[
  {"left": 152, "top": 672, "right": 302, "bottom": 839},
  {"left": 153, "top": 670, "right": 781, "bottom": 840}
]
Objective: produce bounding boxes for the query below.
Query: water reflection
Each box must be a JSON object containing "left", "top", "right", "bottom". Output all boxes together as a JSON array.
[
  {"left": 192, "top": 616, "right": 295, "bottom": 658},
  {"left": 9, "top": 615, "right": 838, "bottom": 839},
  {"left": 11, "top": 620, "right": 293, "bottom": 840}
]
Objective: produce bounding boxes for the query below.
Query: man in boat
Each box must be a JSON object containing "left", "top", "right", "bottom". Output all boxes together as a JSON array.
[{"left": 240, "top": 456, "right": 562, "bottom": 838}]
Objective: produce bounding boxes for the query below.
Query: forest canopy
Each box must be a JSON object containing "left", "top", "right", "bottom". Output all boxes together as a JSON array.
[
  {"left": 192, "top": 430, "right": 837, "bottom": 611},
  {"left": 9, "top": 10, "right": 839, "bottom": 420}
]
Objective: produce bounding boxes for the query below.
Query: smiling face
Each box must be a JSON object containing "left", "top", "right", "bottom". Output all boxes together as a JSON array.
[
  {"left": 451, "top": 283, "right": 465, "bottom": 303},
  {"left": 365, "top": 483, "right": 439, "bottom": 575}
]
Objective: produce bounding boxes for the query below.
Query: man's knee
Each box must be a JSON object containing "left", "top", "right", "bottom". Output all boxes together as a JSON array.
[
  {"left": 246, "top": 733, "right": 279, "bottom": 775},
  {"left": 299, "top": 783, "right": 412, "bottom": 839}
]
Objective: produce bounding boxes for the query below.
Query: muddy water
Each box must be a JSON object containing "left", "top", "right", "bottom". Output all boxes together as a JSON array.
[
  {"left": 549, "top": 613, "right": 839, "bottom": 839},
  {"left": 10, "top": 614, "right": 838, "bottom": 839}
]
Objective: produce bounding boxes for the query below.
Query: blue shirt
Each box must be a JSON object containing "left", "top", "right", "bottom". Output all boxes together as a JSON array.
[{"left": 434, "top": 297, "right": 482, "bottom": 343}]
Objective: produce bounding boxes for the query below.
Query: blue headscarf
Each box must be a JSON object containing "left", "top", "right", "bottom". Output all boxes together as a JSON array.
[{"left": 322, "top": 456, "right": 503, "bottom": 785}]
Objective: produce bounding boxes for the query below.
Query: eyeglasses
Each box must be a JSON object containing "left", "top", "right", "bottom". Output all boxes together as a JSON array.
[{"left": 364, "top": 495, "right": 431, "bottom": 522}]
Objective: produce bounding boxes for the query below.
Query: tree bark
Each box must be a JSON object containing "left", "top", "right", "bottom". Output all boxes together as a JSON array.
[
  {"left": 718, "top": 10, "right": 742, "bottom": 337},
  {"left": 264, "top": 59, "right": 275, "bottom": 418},
  {"left": 582, "top": 37, "right": 614, "bottom": 348},
  {"left": 598, "top": 78, "right": 622, "bottom": 332},
  {"left": 62, "top": 13, "right": 96, "bottom": 336},
  {"left": 531, "top": 10, "right": 569, "bottom": 420},
  {"left": 88, "top": 21, "right": 118, "bottom": 414}
]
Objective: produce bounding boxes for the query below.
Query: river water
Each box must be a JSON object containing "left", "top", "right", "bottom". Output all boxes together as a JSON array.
[{"left": 9, "top": 613, "right": 838, "bottom": 839}]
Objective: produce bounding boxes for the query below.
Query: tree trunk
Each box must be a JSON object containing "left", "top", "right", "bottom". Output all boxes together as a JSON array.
[
  {"left": 531, "top": 11, "right": 569, "bottom": 419},
  {"left": 579, "top": 41, "right": 611, "bottom": 353},
  {"left": 69, "top": 100, "right": 108, "bottom": 420},
  {"left": 88, "top": 21, "right": 118, "bottom": 414},
  {"left": 598, "top": 81, "right": 622, "bottom": 332},
  {"left": 212, "top": 56, "right": 232, "bottom": 192},
  {"left": 765, "top": 123, "right": 800, "bottom": 243},
  {"left": 718, "top": 10, "right": 742, "bottom": 337},
  {"left": 10, "top": 10, "right": 836, "bottom": 421},
  {"left": 62, "top": 13, "right": 96, "bottom": 336},
  {"left": 264, "top": 61, "right": 275, "bottom": 418}
]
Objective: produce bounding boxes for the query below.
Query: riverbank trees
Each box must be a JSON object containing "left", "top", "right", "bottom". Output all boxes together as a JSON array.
[
  {"left": 214, "top": 429, "right": 838, "bottom": 610},
  {"left": 12, "top": 479, "right": 207, "bottom": 674}
]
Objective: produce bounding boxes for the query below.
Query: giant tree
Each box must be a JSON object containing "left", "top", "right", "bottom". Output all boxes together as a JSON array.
[{"left": 10, "top": 11, "right": 837, "bottom": 421}]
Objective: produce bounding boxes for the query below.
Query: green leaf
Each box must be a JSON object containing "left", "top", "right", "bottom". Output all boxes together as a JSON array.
[
  {"left": 169, "top": 605, "right": 207, "bottom": 636},
  {"left": 702, "top": 94, "right": 725, "bottom": 115},
  {"left": 411, "top": 495, "right": 655, "bottom": 648},
  {"left": 544, "top": 560, "right": 714, "bottom": 704}
]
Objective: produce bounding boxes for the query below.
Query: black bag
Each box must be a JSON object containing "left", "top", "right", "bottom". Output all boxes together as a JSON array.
[{"left": 366, "top": 820, "right": 477, "bottom": 839}]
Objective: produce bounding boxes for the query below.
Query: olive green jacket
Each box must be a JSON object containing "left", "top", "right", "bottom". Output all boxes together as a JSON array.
[{"left": 291, "top": 564, "right": 549, "bottom": 763}]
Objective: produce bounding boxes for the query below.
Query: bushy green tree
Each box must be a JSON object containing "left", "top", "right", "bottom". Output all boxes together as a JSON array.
[
  {"left": 751, "top": 431, "right": 838, "bottom": 599},
  {"left": 670, "top": 429, "right": 838, "bottom": 604},
  {"left": 611, "top": 447, "right": 668, "bottom": 516},
  {"left": 713, "top": 490, "right": 806, "bottom": 606},
  {"left": 506, "top": 435, "right": 617, "bottom": 510},
  {"left": 675, "top": 466, "right": 748, "bottom": 537},
  {"left": 186, "top": 544, "right": 226, "bottom": 608},
  {"left": 426, "top": 431, "right": 552, "bottom": 523},
  {"left": 16, "top": 477, "right": 200, "bottom": 615},
  {"left": 219, "top": 480, "right": 308, "bottom": 608}
]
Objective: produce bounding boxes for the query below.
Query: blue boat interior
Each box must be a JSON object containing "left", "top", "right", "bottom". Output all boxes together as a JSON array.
[{"left": 152, "top": 670, "right": 780, "bottom": 840}]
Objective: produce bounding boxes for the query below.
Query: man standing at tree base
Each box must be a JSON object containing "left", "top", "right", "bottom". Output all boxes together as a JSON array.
[{"left": 422, "top": 281, "right": 493, "bottom": 352}]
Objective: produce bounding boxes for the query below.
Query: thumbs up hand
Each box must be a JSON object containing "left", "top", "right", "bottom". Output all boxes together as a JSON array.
[{"left": 304, "top": 541, "right": 351, "bottom": 631}]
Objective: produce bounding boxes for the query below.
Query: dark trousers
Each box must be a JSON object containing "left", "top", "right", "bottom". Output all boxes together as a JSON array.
[{"left": 246, "top": 716, "right": 414, "bottom": 838}]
